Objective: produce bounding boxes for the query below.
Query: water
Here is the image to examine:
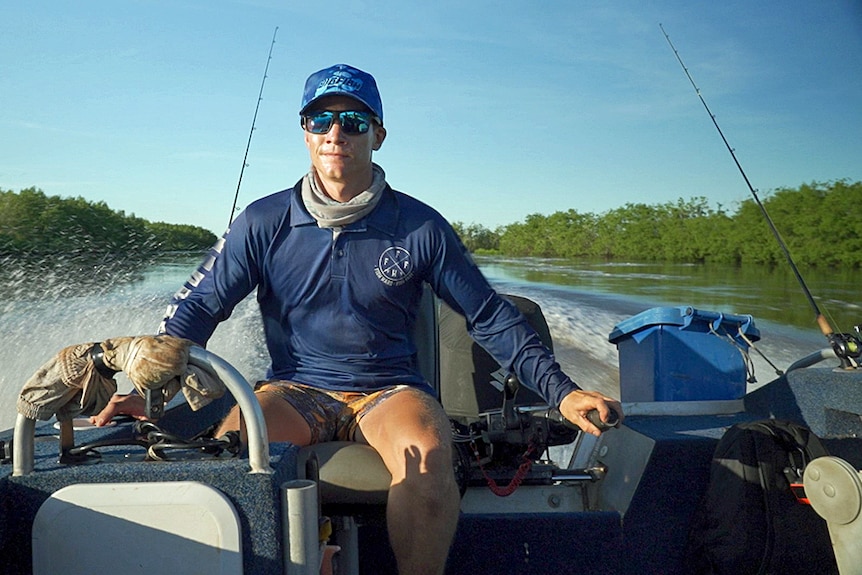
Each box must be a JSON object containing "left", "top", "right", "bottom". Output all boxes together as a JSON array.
[
  {"left": 479, "top": 258, "right": 826, "bottom": 397},
  {"left": 1, "top": 254, "right": 854, "bottom": 432}
]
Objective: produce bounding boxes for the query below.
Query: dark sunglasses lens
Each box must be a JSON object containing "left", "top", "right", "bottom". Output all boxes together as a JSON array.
[
  {"left": 339, "top": 111, "right": 371, "bottom": 134},
  {"left": 303, "top": 111, "right": 373, "bottom": 134},
  {"left": 305, "top": 112, "right": 334, "bottom": 134}
]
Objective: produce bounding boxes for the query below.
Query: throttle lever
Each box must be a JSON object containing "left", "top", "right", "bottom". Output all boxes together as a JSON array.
[
  {"left": 586, "top": 408, "right": 619, "bottom": 431},
  {"left": 546, "top": 407, "right": 619, "bottom": 432}
]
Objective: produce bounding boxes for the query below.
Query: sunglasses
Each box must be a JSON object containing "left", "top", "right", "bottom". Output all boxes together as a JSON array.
[{"left": 301, "top": 110, "right": 379, "bottom": 135}]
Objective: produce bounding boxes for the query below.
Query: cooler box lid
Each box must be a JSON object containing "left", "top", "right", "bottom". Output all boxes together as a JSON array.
[{"left": 608, "top": 306, "right": 760, "bottom": 344}]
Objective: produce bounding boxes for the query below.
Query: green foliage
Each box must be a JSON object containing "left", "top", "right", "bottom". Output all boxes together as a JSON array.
[
  {"left": 0, "top": 187, "right": 217, "bottom": 256},
  {"left": 458, "top": 181, "right": 862, "bottom": 268},
  {"left": 451, "top": 221, "right": 502, "bottom": 253},
  {"left": 7, "top": 182, "right": 859, "bottom": 269},
  {"left": 144, "top": 221, "right": 219, "bottom": 251}
]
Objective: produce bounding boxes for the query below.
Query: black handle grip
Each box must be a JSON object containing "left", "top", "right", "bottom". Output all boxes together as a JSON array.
[
  {"left": 545, "top": 407, "right": 574, "bottom": 429},
  {"left": 546, "top": 407, "right": 619, "bottom": 431},
  {"left": 586, "top": 409, "right": 619, "bottom": 430},
  {"left": 145, "top": 388, "right": 165, "bottom": 420}
]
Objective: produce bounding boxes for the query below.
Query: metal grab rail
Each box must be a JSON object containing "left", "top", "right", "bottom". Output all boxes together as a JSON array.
[
  {"left": 13, "top": 346, "right": 271, "bottom": 476},
  {"left": 190, "top": 346, "right": 271, "bottom": 474},
  {"left": 784, "top": 347, "right": 839, "bottom": 374}
]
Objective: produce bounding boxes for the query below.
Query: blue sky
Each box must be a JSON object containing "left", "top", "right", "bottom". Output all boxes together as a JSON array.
[{"left": 2, "top": 1, "right": 861, "bottom": 236}]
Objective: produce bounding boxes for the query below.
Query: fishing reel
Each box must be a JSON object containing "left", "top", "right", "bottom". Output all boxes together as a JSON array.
[{"left": 829, "top": 328, "right": 862, "bottom": 369}]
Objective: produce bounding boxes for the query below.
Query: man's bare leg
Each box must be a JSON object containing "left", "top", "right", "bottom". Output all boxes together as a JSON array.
[
  {"left": 357, "top": 388, "right": 460, "bottom": 575},
  {"left": 216, "top": 389, "right": 312, "bottom": 446}
]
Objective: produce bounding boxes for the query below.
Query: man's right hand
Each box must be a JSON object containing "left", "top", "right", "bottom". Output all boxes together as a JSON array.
[
  {"left": 558, "top": 389, "right": 624, "bottom": 437},
  {"left": 89, "top": 393, "right": 148, "bottom": 427}
]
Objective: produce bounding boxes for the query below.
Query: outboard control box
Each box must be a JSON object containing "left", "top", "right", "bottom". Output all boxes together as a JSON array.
[{"left": 609, "top": 306, "right": 760, "bottom": 402}]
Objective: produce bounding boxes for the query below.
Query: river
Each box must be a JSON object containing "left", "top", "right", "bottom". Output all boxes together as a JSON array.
[{"left": 1, "top": 253, "right": 856, "bottom": 432}]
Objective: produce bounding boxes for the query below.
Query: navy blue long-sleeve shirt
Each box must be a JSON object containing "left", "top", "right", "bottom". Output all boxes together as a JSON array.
[{"left": 161, "top": 180, "right": 580, "bottom": 406}]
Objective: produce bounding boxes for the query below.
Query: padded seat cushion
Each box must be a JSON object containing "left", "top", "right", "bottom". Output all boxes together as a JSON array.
[{"left": 297, "top": 442, "right": 391, "bottom": 505}]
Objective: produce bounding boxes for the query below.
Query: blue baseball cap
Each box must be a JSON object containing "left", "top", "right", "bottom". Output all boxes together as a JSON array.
[{"left": 300, "top": 64, "right": 383, "bottom": 123}]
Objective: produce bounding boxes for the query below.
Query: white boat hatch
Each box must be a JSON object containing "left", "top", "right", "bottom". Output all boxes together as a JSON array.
[{"left": 32, "top": 481, "right": 242, "bottom": 575}]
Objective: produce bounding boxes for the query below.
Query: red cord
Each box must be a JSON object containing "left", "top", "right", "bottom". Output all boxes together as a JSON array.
[{"left": 472, "top": 442, "right": 536, "bottom": 497}]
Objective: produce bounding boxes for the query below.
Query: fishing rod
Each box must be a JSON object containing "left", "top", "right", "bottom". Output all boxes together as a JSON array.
[
  {"left": 659, "top": 24, "right": 861, "bottom": 365},
  {"left": 228, "top": 26, "right": 278, "bottom": 228}
]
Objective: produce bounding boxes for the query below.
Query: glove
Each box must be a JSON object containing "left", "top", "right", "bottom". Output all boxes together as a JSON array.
[
  {"left": 100, "top": 335, "right": 225, "bottom": 411},
  {"left": 100, "top": 335, "right": 191, "bottom": 393},
  {"left": 17, "top": 335, "right": 226, "bottom": 422},
  {"left": 17, "top": 343, "right": 117, "bottom": 421}
]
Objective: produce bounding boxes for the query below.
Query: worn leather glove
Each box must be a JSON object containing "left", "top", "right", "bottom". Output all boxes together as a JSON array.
[
  {"left": 18, "top": 335, "right": 226, "bottom": 422},
  {"left": 100, "top": 335, "right": 225, "bottom": 411},
  {"left": 100, "top": 335, "right": 191, "bottom": 393},
  {"left": 17, "top": 343, "right": 117, "bottom": 421}
]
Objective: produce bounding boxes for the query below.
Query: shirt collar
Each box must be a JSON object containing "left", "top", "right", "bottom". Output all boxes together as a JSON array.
[{"left": 289, "top": 182, "right": 399, "bottom": 236}]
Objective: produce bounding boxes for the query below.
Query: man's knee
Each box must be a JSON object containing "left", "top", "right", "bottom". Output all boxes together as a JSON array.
[{"left": 349, "top": 386, "right": 454, "bottom": 483}]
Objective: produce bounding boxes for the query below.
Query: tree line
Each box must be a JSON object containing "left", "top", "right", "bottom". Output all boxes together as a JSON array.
[
  {"left": 0, "top": 187, "right": 217, "bottom": 256},
  {"left": 452, "top": 180, "right": 862, "bottom": 268},
  {"left": 3, "top": 181, "right": 859, "bottom": 268}
]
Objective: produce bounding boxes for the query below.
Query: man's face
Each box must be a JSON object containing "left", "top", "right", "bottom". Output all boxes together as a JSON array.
[{"left": 303, "top": 95, "right": 386, "bottom": 192}]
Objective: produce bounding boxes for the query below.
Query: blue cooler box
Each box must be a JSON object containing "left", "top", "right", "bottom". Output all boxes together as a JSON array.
[{"left": 608, "top": 306, "right": 760, "bottom": 402}]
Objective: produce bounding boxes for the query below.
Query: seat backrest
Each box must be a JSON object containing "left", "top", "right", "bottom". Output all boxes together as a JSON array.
[
  {"left": 438, "top": 294, "right": 550, "bottom": 419},
  {"left": 413, "top": 283, "right": 439, "bottom": 392}
]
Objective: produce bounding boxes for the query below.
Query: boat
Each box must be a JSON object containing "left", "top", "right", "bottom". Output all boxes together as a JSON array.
[{"left": 1, "top": 288, "right": 862, "bottom": 575}]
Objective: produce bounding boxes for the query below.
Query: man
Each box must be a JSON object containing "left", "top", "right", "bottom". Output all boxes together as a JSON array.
[{"left": 95, "top": 63, "right": 623, "bottom": 575}]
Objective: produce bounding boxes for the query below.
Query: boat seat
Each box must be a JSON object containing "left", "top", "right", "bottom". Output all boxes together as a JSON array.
[
  {"left": 295, "top": 289, "right": 560, "bottom": 573},
  {"left": 297, "top": 441, "right": 390, "bottom": 507},
  {"left": 296, "top": 290, "right": 555, "bottom": 508},
  {"left": 805, "top": 456, "right": 862, "bottom": 575},
  {"left": 292, "top": 286, "right": 438, "bottom": 574},
  {"left": 297, "top": 283, "right": 439, "bottom": 500}
]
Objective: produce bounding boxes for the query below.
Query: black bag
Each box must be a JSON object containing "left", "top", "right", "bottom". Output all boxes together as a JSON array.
[{"left": 686, "top": 419, "right": 838, "bottom": 575}]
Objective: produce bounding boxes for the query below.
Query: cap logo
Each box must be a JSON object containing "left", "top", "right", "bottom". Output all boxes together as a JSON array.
[
  {"left": 316, "top": 70, "right": 363, "bottom": 98},
  {"left": 302, "top": 64, "right": 383, "bottom": 121}
]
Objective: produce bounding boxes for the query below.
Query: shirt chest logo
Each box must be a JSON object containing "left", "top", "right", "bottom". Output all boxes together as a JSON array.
[{"left": 375, "top": 246, "right": 414, "bottom": 287}]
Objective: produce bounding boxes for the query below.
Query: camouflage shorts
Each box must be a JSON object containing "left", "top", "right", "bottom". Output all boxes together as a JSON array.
[{"left": 254, "top": 381, "right": 409, "bottom": 444}]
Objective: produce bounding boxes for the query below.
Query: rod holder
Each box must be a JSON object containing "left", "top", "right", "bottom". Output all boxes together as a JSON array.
[{"left": 282, "top": 479, "right": 320, "bottom": 575}]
